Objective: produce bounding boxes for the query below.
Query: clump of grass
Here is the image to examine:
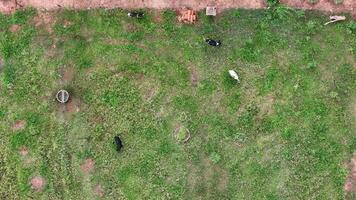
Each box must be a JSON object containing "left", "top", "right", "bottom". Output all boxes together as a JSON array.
[
  {"left": 174, "top": 125, "right": 189, "bottom": 142},
  {"left": 333, "top": 0, "right": 343, "bottom": 5},
  {"left": 209, "top": 152, "right": 221, "bottom": 164},
  {"left": 307, "top": 0, "right": 319, "bottom": 4}
]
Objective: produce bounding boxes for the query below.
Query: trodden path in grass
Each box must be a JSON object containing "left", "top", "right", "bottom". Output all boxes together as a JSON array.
[{"left": 1, "top": 0, "right": 355, "bottom": 17}]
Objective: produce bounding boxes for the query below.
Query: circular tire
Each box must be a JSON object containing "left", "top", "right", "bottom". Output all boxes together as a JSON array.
[{"left": 56, "top": 90, "right": 69, "bottom": 103}]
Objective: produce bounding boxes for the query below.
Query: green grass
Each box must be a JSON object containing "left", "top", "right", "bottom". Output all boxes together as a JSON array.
[{"left": 0, "top": 8, "right": 355, "bottom": 200}]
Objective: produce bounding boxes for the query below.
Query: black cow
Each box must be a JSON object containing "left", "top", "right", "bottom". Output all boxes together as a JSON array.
[
  {"left": 127, "top": 12, "right": 145, "bottom": 19},
  {"left": 114, "top": 136, "right": 123, "bottom": 152},
  {"left": 205, "top": 39, "right": 221, "bottom": 47}
]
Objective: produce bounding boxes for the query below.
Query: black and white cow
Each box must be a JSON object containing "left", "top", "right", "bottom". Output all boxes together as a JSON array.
[
  {"left": 127, "top": 12, "right": 145, "bottom": 19},
  {"left": 205, "top": 39, "right": 221, "bottom": 46}
]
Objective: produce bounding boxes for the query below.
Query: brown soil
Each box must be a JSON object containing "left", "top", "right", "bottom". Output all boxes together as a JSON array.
[
  {"left": 257, "top": 93, "right": 275, "bottom": 118},
  {"left": 11, "top": 120, "right": 26, "bottom": 131},
  {"left": 9, "top": 24, "right": 21, "bottom": 32},
  {"left": 187, "top": 154, "right": 229, "bottom": 198},
  {"left": 59, "top": 67, "right": 74, "bottom": 84},
  {"left": 65, "top": 99, "right": 80, "bottom": 113},
  {"left": 188, "top": 67, "right": 198, "bottom": 87},
  {"left": 93, "top": 184, "right": 104, "bottom": 197},
  {"left": 344, "top": 156, "right": 356, "bottom": 193},
  {"left": 29, "top": 176, "right": 45, "bottom": 191},
  {"left": 216, "top": 167, "right": 228, "bottom": 191},
  {"left": 281, "top": 0, "right": 355, "bottom": 17},
  {"left": 80, "top": 158, "right": 94, "bottom": 175},
  {"left": 19, "top": 146, "right": 28, "bottom": 156},
  {"left": 0, "top": 0, "right": 354, "bottom": 17},
  {"left": 32, "top": 11, "right": 55, "bottom": 33},
  {"left": 0, "top": 0, "right": 16, "bottom": 14},
  {"left": 57, "top": 97, "right": 81, "bottom": 120},
  {"left": 152, "top": 10, "right": 163, "bottom": 23}
]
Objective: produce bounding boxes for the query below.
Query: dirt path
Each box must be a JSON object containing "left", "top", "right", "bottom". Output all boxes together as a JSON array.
[{"left": 1, "top": 0, "right": 355, "bottom": 17}]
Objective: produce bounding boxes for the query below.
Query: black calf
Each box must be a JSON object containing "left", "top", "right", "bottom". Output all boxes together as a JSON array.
[
  {"left": 114, "top": 136, "right": 123, "bottom": 152},
  {"left": 205, "top": 39, "right": 221, "bottom": 47},
  {"left": 127, "top": 12, "right": 144, "bottom": 19}
]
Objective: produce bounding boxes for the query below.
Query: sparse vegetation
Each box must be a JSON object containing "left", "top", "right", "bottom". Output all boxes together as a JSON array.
[{"left": 0, "top": 8, "right": 355, "bottom": 200}]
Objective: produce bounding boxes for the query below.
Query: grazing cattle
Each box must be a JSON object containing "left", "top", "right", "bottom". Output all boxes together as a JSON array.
[
  {"left": 205, "top": 39, "right": 221, "bottom": 46},
  {"left": 114, "top": 136, "right": 123, "bottom": 152},
  {"left": 127, "top": 12, "right": 144, "bottom": 19}
]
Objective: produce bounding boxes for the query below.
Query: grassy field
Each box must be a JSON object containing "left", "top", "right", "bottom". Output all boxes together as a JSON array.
[{"left": 0, "top": 6, "right": 355, "bottom": 200}]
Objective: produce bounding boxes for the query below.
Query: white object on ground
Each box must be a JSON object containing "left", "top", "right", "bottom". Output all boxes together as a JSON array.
[
  {"left": 206, "top": 7, "right": 217, "bottom": 16},
  {"left": 228, "top": 70, "right": 240, "bottom": 83},
  {"left": 324, "top": 16, "right": 346, "bottom": 25}
]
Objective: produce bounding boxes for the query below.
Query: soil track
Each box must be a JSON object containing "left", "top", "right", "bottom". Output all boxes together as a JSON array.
[{"left": 0, "top": 0, "right": 355, "bottom": 17}]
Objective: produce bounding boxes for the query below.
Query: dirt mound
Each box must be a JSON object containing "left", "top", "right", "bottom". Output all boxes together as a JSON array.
[
  {"left": 189, "top": 67, "right": 198, "bottom": 87},
  {"left": 80, "top": 158, "right": 94, "bottom": 174},
  {"left": 32, "top": 11, "right": 55, "bottom": 32},
  {"left": 0, "top": 0, "right": 16, "bottom": 14},
  {"left": 93, "top": 184, "right": 104, "bottom": 197},
  {"left": 19, "top": 146, "right": 28, "bottom": 156},
  {"left": 11, "top": 120, "right": 26, "bottom": 131},
  {"left": 9, "top": 24, "right": 21, "bottom": 32},
  {"left": 59, "top": 67, "right": 74, "bottom": 84},
  {"left": 29, "top": 176, "right": 45, "bottom": 191},
  {"left": 344, "top": 156, "right": 356, "bottom": 193}
]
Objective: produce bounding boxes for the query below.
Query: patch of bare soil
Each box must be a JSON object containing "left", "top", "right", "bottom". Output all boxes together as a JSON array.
[
  {"left": 59, "top": 67, "right": 74, "bottom": 84},
  {"left": 131, "top": 75, "right": 159, "bottom": 102},
  {"left": 57, "top": 97, "right": 81, "bottom": 120},
  {"left": 152, "top": 10, "right": 163, "bottom": 23},
  {"left": 32, "top": 11, "right": 55, "bottom": 33},
  {"left": 11, "top": 120, "right": 26, "bottom": 131},
  {"left": 66, "top": 97, "right": 80, "bottom": 113},
  {"left": 29, "top": 175, "right": 45, "bottom": 191},
  {"left": 187, "top": 155, "right": 229, "bottom": 198},
  {"left": 93, "top": 184, "right": 104, "bottom": 197},
  {"left": 80, "top": 158, "right": 94, "bottom": 175},
  {"left": 0, "top": 0, "right": 16, "bottom": 14},
  {"left": 344, "top": 156, "right": 356, "bottom": 193},
  {"left": 188, "top": 67, "right": 198, "bottom": 87},
  {"left": 19, "top": 146, "right": 28, "bottom": 156},
  {"left": 1, "top": 0, "right": 354, "bottom": 17},
  {"left": 9, "top": 24, "right": 21, "bottom": 33},
  {"left": 257, "top": 93, "right": 275, "bottom": 118},
  {"left": 281, "top": 0, "right": 355, "bottom": 16}
]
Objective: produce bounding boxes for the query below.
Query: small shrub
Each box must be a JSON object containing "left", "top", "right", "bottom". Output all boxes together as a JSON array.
[
  {"left": 266, "top": 0, "right": 279, "bottom": 7},
  {"left": 0, "top": 107, "right": 6, "bottom": 119},
  {"left": 3, "top": 62, "right": 15, "bottom": 85},
  {"left": 346, "top": 21, "right": 356, "bottom": 34},
  {"left": 11, "top": 9, "right": 36, "bottom": 24},
  {"left": 209, "top": 152, "right": 221, "bottom": 164},
  {"left": 306, "top": 61, "right": 317, "bottom": 69},
  {"left": 329, "top": 91, "right": 338, "bottom": 98},
  {"left": 307, "top": 0, "right": 319, "bottom": 4}
]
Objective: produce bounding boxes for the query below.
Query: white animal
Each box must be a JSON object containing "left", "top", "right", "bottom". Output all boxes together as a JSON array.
[{"left": 228, "top": 70, "right": 240, "bottom": 83}]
